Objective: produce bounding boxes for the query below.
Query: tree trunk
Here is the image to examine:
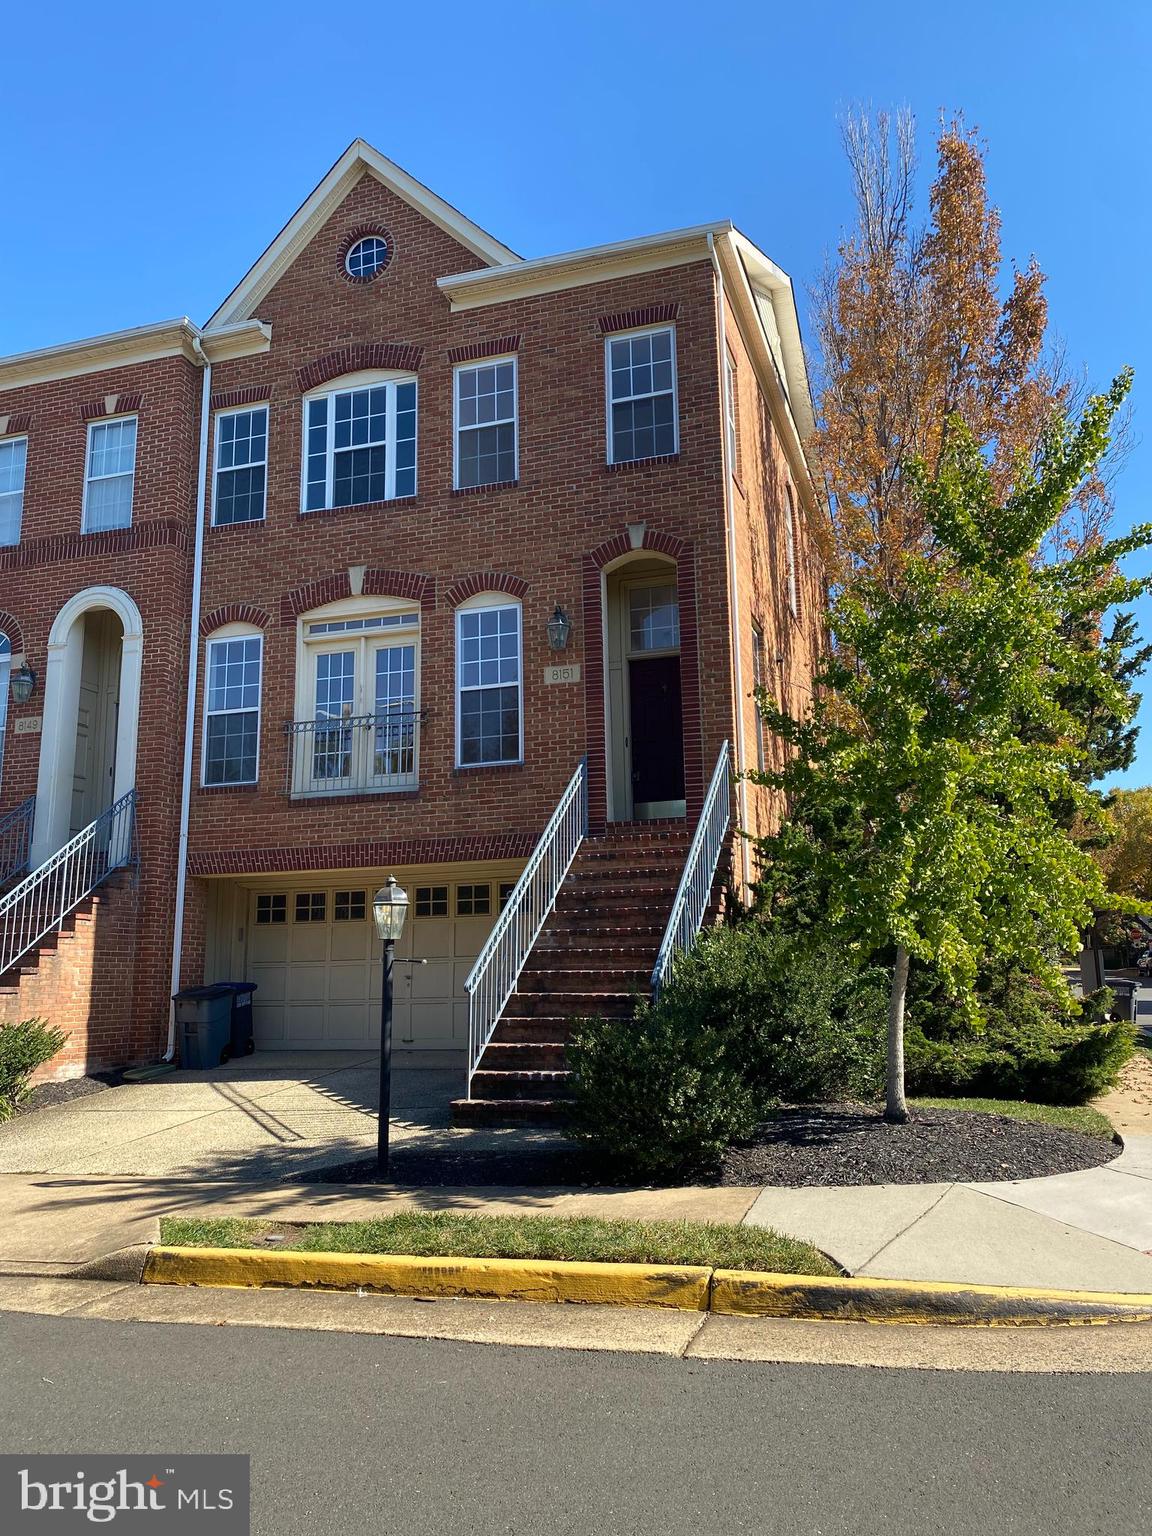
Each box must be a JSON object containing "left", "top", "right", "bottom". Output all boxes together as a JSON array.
[{"left": 885, "top": 945, "right": 910, "bottom": 1124}]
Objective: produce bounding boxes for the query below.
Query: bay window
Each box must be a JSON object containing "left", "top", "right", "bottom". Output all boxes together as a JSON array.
[{"left": 303, "top": 376, "right": 416, "bottom": 512}]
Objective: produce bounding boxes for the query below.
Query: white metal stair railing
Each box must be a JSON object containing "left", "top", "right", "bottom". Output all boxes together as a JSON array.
[
  {"left": 0, "top": 796, "right": 35, "bottom": 885},
  {"left": 0, "top": 790, "right": 138, "bottom": 981},
  {"left": 464, "top": 758, "right": 588, "bottom": 1097},
  {"left": 650, "top": 740, "right": 731, "bottom": 1000}
]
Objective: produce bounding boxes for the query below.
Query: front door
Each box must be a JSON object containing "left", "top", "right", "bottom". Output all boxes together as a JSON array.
[{"left": 628, "top": 654, "right": 684, "bottom": 815}]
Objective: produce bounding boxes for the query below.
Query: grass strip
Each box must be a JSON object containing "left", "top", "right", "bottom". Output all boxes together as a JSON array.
[
  {"left": 158, "top": 1210, "right": 839, "bottom": 1276},
  {"left": 911, "top": 1096, "right": 1115, "bottom": 1140}
]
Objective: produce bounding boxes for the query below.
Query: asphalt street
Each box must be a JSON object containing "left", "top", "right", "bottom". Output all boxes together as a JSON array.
[{"left": 1, "top": 1310, "right": 1149, "bottom": 1535}]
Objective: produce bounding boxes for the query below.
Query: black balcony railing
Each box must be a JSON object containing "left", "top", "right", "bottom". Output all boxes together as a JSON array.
[{"left": 285, "top": 711, "right": 422, "bottom": 797}]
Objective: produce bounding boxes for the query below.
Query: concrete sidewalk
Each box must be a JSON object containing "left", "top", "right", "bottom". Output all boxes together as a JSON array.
[
  {"left": 1, "top": 1053, "right": 1150, "bottom": 1294},
  {"left": 2, "top": 1134, "right": 1150, "bottom": 1293}
]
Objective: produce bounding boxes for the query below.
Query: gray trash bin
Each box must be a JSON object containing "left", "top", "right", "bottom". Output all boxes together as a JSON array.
[
  {"left": 221, "top": 982, "right": 257, "bottom": 1058},
  {"left": 173, "top": 984, "right": 234, "bottom": 1069}
]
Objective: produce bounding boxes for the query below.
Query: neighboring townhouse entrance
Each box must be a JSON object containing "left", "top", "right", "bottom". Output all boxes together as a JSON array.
[{"left": 204, "top": 864, "right": 522, "bottom": 1058}]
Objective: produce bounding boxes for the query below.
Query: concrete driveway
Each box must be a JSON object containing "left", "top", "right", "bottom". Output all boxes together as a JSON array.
[{"left": 0, "top": 1055, "right": 526, "bottom": 1179}]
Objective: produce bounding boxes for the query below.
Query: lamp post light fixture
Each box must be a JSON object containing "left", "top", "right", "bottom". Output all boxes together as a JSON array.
[
  {"left": 9, "top": 663, "right": 35, "bottom": 705},
  {"left": 546, "top": 605, "right": 572, "bottom": 652},
  {"left": 372, "top": 875, "right": 409, "bottom": 1174}
]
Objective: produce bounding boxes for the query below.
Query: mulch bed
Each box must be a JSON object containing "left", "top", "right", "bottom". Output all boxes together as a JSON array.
[
  {"left": 301, "top": 1103, "right": 1117, "bottom": 1189},
  {"left": 11, "top": 1074, "right": 117, "bottom": 1118}
]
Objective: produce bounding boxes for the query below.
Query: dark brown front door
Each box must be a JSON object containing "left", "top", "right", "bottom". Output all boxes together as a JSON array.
[{"left": 628, "top": 655, "right": 684, "bottom": 808}]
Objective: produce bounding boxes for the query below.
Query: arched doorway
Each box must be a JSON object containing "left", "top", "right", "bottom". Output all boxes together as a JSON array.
[
  {"left": 32, "top": 586, "right": 143, "bottom": 865},
  {"left": 604, "top": 553, "right": 685, "bottom": 821}
]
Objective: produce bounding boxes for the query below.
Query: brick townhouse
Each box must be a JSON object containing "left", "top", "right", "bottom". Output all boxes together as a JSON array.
[{"left": 0, "top": 141, "right": 823, "bottom": 1118}]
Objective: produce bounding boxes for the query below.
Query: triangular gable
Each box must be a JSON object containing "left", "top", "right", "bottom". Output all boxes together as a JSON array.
[{"left": 205, "top": 140, "right": 520, "bottom": 330}]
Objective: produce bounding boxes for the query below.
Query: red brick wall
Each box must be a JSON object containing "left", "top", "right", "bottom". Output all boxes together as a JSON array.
[
  {"left": 188, "top": 174, "right": 735, "bottom": 891},
  {"left": 0, "top": 353, "right": 201, "bottom": 1070},
  {"left": 721, "top": 291, "right": 826, "bottom": 860}
]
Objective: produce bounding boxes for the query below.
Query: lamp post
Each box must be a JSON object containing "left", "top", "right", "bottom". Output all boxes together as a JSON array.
[{"left": 372, "top": 876, "right": 409, "bottom": 1175}]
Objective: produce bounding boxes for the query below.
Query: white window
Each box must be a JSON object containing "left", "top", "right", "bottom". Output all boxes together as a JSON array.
[
  {"left": 0, "top": 437, "right": 27, "bottom": 547},
  {"left": 725, "top": 351, "right": 738, "bottom": 478},
  {"left": 203, "top": 631, "right": 263, "bottom": 786},
  {"left": 345, "top": 236, "right": 390, "bottom": 280},
  {"left": 295, "top": 605, "right": 420, "bottom": 794},
  {"left": 302, "top": 376, "right": 416, "bottom": 512},
  {"left": 0, "top": 633, "right": 10, "bottom": 783},
  {"left": 751, "top": 622, "right": 767, "bottom": 773},
  {"left": 606, "top": 327, "right": 677, "bottom": 464},
  {"left": 213, "top": 406, "right": 267, "bottom": 525},
  {"left": 785, "top": 486, "right": 799, "bottom": 619},
  {"left": 83, "top": 417, "right": 137, "bottom": 532},
  {"left": 456, "top": 598, "right": 522, "bottom": 767},
  {"left": 454, "top": 358, "right": 517, "bottom": 489}
]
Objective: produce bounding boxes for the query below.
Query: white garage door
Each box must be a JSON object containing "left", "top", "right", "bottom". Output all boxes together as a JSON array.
[{"left": 245, "top": 871, "right": 517, "bottom": 1052}]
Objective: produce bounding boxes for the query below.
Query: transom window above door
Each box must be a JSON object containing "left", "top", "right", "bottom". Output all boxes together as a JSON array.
[
  {"left": 628, "top": 583, "right": 680, "bottom": 652},
  {"left": 290, "top": 602, "right": 421, "bottom": 797},
  {"left": 303, "top": 376, "right": 417, "bottom": 512}
]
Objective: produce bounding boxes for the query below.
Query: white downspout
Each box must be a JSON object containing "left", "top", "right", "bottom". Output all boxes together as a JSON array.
[
  {"left": 164, "top": 337, "right": 211, "bottom": 1058},
  {"left": 709, "top": 234, "right": 752, "bottom": 898}
]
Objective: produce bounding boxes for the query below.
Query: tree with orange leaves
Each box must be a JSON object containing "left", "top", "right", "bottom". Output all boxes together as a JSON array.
[{"left": 810, "top": 110, "right": 1108, "bottom": 586}]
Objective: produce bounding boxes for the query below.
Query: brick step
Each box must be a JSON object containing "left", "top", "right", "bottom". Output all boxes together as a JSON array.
[
  {"left": 540, "top": 909, "right": 666, "bottom": 933},
  {"left": 491, "top": 1017, "right": 584, "bottom": 1043},
  {"left": 523, "top": 944, "right": 655, "bottom": 968},
  {"left": 567, "top": 859, "right": 681, "bottom": 878},
  {"left": 450, "top": 1097, "right": 572, "bottom": 1126},
  {"left": 479, "top": 1041, "right": 569, "bottom": 1070},
  {"left": 470, "top": 1069, "right": 573, "bottom": 1101},
  {"left": 502, "top": 990, "right": 637, "bottom": 1020},
  {"left": 517, "top": 968, "right": 648, "bottom": 993},
  {"left": 545, "top": 903, "right": 670, "bottom": 924}
]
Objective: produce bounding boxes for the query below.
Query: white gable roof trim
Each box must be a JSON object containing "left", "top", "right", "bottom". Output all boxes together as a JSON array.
[{"left": 205, "top": 140, "right": 521, "bottom": 331}]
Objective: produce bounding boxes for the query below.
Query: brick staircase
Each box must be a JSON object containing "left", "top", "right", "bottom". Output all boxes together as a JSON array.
[{"left": 452, "top": 824, "right": 690, "bottom": 1123}]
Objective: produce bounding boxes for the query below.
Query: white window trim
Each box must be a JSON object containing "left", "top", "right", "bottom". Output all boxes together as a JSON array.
[
  {"left": 81, "top": 414, "right": 137, "bottom": 534},
  {"left": 201, "top": 624, "right": 263, "bottom": 787},
  {"left": 725, "top": 350, "right": 738, "bottom": 480},
  {"left": 212, "top": 404, "right": 268, "bottom": 526},
  {"left": 452, "top": 354, "right": 518, "bottom": 490},
  {"left": 299, "top": 370, "right": 418, "bottom": 513},
  {"left": 454, "top": 592, "right": 524, "bottom": 769},
  {"left": 0, "top": 633, "right": 10, "bottom": 784},
  {"left": 751, "top": 621, "right": 767, "bottom": 773},
  {"left": 0, "top": 434, "right": 28, "bottom": 548},
  {"left": 785, "top": 486, "right": 799, "bottom": 619},
  {"left": 604, "top": 324, "right": 679, "bottom": 466}
]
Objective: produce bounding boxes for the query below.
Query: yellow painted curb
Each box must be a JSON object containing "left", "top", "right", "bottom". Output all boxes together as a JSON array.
[
  {"left": 143, "top": 1247, "right": 711, "bottom": 1311},
  {"left": 711, "top": 1270, "right": 1152, "bottom": 1327}
]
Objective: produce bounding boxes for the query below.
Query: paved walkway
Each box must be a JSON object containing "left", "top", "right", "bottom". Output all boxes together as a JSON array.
[{"left": 1, "top": 1053, "right": 1150, "bottom": 1293}]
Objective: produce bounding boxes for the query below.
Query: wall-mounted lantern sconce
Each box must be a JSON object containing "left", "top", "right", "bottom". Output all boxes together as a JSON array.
[
  {"left": 546, "top": 605, "right": 572, "bottom": 652},
  {"left": 9, "top": 663, "right": 35, "bottom": 705}
]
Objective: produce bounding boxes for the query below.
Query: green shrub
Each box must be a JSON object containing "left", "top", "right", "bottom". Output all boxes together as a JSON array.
[
  {"left": 567, "top": 1002, "right": 756, "bottom": 1178},
  {"left": 905, "top": 961, "right": 1134, "bottom": 1105},
  {"left": 568, "top": 925, "right": 889, "bottom": 1176},
  {"left": 651, "top": 924, "right": 889, "bottom": 1106},
  {"left": 0, "top": 1018, "right": 69, "bottom": 1121}
]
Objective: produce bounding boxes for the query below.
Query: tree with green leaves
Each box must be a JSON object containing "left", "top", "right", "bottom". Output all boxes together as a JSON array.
[{"left": 752, "top": 374, "right": 1149, "bottom": 1122}]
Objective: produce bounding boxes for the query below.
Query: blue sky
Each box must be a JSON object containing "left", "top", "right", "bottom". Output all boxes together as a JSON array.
[{"left": 3, "top": 0, "right": 1149, "bottom": 781}]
